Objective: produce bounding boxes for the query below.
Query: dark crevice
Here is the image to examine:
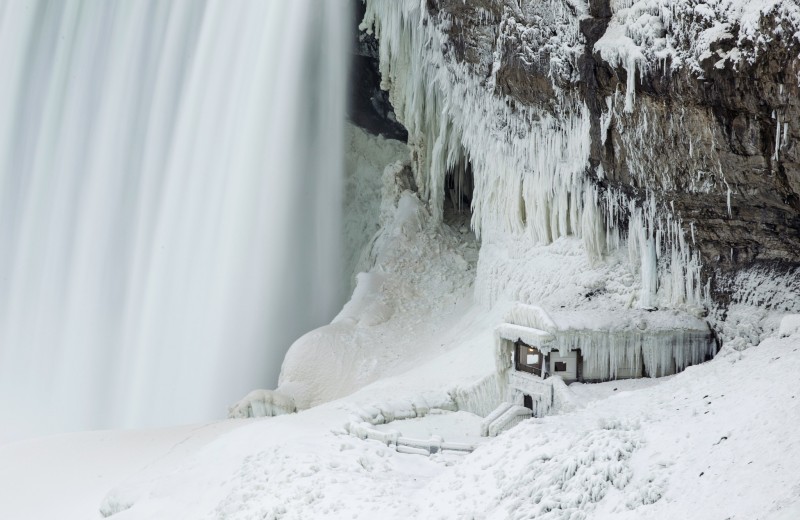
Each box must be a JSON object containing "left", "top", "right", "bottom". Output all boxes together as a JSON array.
[
  {"left": 348, "top": 1, "right": 408, "bottom": 141},
  {"left": 443, "top": 157, "right": 475, "bottom": 227}
]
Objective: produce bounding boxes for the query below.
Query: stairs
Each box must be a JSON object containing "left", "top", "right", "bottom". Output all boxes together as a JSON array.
[{"left": 481, "top": 403, "right": 532, "bottom": 437}]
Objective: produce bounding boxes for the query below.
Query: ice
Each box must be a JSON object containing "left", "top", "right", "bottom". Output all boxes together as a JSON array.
[
  {"left": 483, "top": 404, "right": 532, "bottom": 437},
  {"left": 497, "top": 304, "right": 714, "bottom": 381},
  {"left": 274, "top": 153, "right": 479, "bottom": 410},
  {"left": 2, "top": 1, "right": 798, "bottom": 517},
  {"left": 452, "top": 373, "right": 508, "bottom": 418},
  {"left": 227, "top": 389, "right": 296, "bottom": 419},
  {"left": 363, "top": 0, "right": 712, "bottom": 322},
  {"left": 4, "top": 335, "right": 800, "bottom": 519}
]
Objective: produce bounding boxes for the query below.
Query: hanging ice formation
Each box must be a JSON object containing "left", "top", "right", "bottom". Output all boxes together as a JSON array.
[
  {"left": 496, "top": 304, "right": 715, "bottom": 382},
  {"left": 0, "top": 0, "right": 349, "bottom": 440},
  {"left": 361, "top": 0, "right": 708, "bottom": 311}
]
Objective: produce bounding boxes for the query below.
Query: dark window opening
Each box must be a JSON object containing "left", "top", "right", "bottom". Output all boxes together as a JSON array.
[
  {"left": 514, "top": 342, "right": 543, "bottom": 377},
  {"left": 523, "top": 394, "right": 533, "bottom": 410},
  {"left": 554, "top": 361, "right": 567, "bottom": 372}
]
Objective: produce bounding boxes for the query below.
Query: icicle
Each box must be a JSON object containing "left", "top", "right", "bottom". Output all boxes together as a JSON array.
[
  {"left": 640, "top": 233, "right": 658, "bottom": 309},
  {"left": 783, "top": 122, "right": 789, "bottom": 148},
  {"left": 364, "top": 0, "right": 710, "bottom": 312},
  {"left": 726, "top": 183, "right": 732, "bottom": 218}
]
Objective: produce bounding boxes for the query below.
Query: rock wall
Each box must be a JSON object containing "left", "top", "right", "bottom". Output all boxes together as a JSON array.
[{"left": 355, "top": 0, "right": 800, "bottom": 309}]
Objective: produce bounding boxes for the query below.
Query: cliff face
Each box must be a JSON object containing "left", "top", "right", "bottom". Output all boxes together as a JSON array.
[
  {"left": 434, "top": 0, "right": 800, "bottom": 267},
  {"left": 355, "top": 0, "right": 800, "bottom": 312}
]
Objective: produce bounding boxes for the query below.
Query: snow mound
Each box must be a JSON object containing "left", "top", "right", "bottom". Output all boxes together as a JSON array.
[
  {"left": 779, "top": 315, "right": 800, "bottom": 338},
  {"left": 228, "top": 390, "right": 296, "bottom": 419},
  {"left": 415, "top": 416, "right": 642, "bottom": 519},
  {"left": 276, "top": 151, "right": 478, "bottom": 410}
]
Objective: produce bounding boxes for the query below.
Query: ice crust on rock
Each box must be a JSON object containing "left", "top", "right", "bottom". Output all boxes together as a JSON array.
[
  {"left": 362, "top": 0, "right": 710, "bottom": 314},
  {"left": 344, "top": 125, "right": 411, "bottom": 289},
  {"left": 601, "top": 0, "right": 800, "bottom": 76}
]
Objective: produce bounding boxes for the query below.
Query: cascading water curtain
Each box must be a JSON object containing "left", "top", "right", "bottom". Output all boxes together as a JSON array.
[{"left": 0, "top": 0, "right": 349, "bottom": 441}]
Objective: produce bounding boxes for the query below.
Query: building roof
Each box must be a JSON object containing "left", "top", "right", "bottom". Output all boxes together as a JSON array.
[
  {"left": 495, "top": 323, "right": 554, "bottom": 346},
  {"left": 506, "top": 304, "right": 710, "bottom": 335}
]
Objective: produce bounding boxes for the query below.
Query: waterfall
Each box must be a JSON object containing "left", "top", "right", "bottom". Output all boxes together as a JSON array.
[{"left": 0, "top": 0, "right": 349, "bottom": 441}]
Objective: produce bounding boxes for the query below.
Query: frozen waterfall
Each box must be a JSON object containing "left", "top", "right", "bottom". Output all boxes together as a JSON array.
[{"left": 0, "top": 0, "right": 349, "bottom": 441}]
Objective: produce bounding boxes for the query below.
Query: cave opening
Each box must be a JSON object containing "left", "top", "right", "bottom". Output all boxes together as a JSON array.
[{"left": 443, "top": 156, "right": 474, "bottom": 228}]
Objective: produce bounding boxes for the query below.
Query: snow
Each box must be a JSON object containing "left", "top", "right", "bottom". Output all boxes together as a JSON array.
[
  {"left": 373, "top": 410, "right": 486, "bottom": 446},
  {"left": 1, "top": 4, "right": 798, "bottom": 519},
  {"left": 496, "top": 301, "right": 714, "bottom": 380},
  {"left": 4, "top": 335, "right": 799, "bottom": 519},
  {"left": 275, "top": 156, "right": 480, "bottom": 410},
  {"left": 227, "top": 389, "right": 296, "bottom": 419},
  {"left": 0, "top": 421, "right": 242, "bottom": 520},
  {"left": 343, "top": 125, "right": 411, "bottom": 289},
  {"left": 711, "top": 266, "right": 800, "bottom": 344},
  {"left": 496, "top": 322, "right": 554, "bottom": 346},
  {"left": 361, "top": 0, "right": 716, "bottom": 322},
  {"left": 779, "top": 314, "right": 800, "bottom": 338},
  {"left": 594, "top": 22, "right": 645, "bottom": 113},
  {"left": 392, "top": 334, "right": 800, "bottom": 519},
  {"left": 0, "top": 144, "right": 794, "bottom": 516},
  {"left": 0, "top": 148, "right": 784, "bottom": 517},
  {"left": 600, "top": 0, "right": 800, "bottom": 76}
]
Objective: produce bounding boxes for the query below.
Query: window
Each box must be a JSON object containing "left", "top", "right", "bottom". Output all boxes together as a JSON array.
[
  {"left": 554, "top": 361, "right": 567, "bottom": 372},
  {"left": 515, "top": 343, "right": 542, "bottom": 376}
]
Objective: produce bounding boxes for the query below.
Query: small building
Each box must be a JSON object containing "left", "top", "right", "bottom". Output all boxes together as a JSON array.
[{"left": 494, "top": 304, "right": 717, "bottom": 418}]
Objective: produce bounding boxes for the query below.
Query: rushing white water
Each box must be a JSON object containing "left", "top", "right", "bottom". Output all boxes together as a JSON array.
[{"left": 0, "top": 0, "right": 349, "bottom": 441}]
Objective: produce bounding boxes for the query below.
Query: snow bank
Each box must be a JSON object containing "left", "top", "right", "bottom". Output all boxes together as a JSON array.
[
  {"left": 711, "top": 266, "right": 800, "bottom": 344},
  {"left": 392, "top": 334, "right": 800, "bottom": 519},
  {"left": 276, "top": 164, "right": 478, "bottom": 409},
  {"left": 7, "top": 328, "right": 800, "bottom": 520},
  {"left": 779, "top": 315, "right": 800, "bottom": 338},
  {"left": 227, "top": 389, "right": 296, "bottom": 419}
]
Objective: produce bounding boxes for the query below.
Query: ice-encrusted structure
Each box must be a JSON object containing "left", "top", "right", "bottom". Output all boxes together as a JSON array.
[
  {"left": 361, "top": 0, "right": 710, "bottom": 312},
  {"left": 496, "top": 304, "right": 715, "bottom": 380},
  {"left": 228, "top": 390, "right": 296, "bottom": 419}
]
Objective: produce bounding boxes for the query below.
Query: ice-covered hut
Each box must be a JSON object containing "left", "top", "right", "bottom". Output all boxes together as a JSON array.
[{"left": 495, "top": 304, "right": 717, "bottom": 407}]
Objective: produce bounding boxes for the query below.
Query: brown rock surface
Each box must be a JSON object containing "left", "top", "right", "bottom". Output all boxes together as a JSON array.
[{"left": 419, "top": 0, "right": 800, "bottom": 285}]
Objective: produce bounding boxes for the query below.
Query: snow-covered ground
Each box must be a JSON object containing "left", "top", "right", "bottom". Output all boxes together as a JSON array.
[
  {"left": 2, "top": 333, "right": 798, "bottom": 519},
  {"left": 2, "top": 125, "right": 797, "bottom": 519}
]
